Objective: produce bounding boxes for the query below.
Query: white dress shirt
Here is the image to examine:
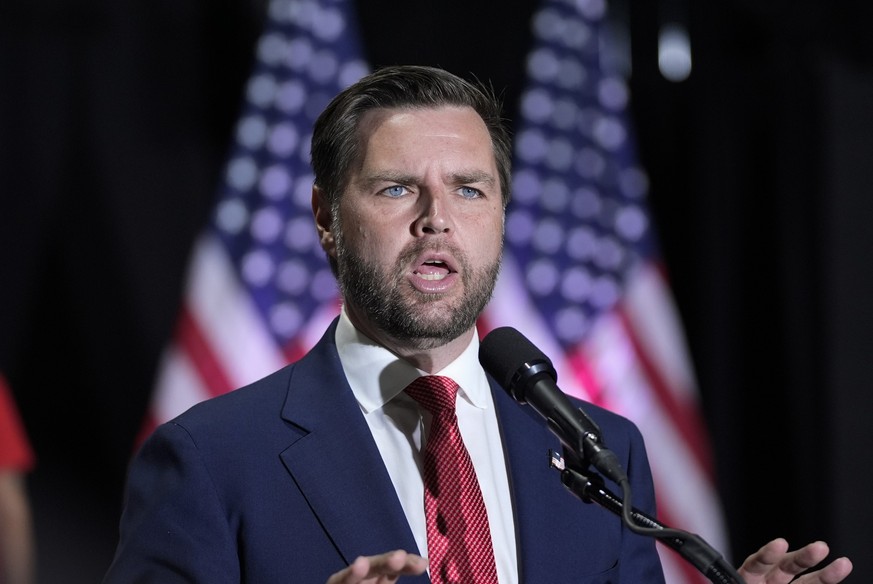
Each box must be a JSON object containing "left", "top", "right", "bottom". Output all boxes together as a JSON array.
[{"left": 335, "top": 308, "right": 518, "bottom": 584}]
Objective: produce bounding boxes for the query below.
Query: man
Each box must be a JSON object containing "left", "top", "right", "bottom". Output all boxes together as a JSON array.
[{"left": 104, "top": 65, "right": 852, "bottom": 583}]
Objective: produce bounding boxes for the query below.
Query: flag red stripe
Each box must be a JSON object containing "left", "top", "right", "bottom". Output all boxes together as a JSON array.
[
  {"left": 134, "top": 415, "right": 158, "bottom": 450},
  {"left": 615, "top": 304, "right": 715, "bottom": 479},
  {"left": 177, "top": 305, "right": 236, "bottom": 399},
  {"left": 566, "top": 347, "right": 602, "bottom": 402},
  {"left": 282, "top": 340, "right": 307, "bottom": 364}
]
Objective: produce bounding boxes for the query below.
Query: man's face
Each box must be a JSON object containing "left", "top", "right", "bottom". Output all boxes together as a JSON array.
[{"left": 318, "top": 106, "right": 505, "bottom": 350}]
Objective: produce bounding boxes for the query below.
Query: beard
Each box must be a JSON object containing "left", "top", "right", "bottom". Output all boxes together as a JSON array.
[{"left": 335, "top": 234, "right": 502, "bottom": 350}]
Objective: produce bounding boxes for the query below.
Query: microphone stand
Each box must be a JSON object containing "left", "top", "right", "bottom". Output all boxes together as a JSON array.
[{"left": 550, "top": 450, "right": 745, "bottom": 584}]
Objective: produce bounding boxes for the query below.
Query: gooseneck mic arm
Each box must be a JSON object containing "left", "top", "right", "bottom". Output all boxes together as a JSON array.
[
  {"left": 551, "top": 449, "right": 743, "bottom": 584},
  {"left": 479, "top": 326, "right": 745, "bottom": 584}
]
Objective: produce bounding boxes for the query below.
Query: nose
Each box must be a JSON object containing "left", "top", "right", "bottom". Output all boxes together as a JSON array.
[{"left": 412, "top": 190, "right": 453, "bottom": 236}]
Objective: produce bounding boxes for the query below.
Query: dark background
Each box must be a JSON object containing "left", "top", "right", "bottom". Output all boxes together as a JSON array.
[{"left": 1, "top": 1, "right": 871, "bottom": 582}]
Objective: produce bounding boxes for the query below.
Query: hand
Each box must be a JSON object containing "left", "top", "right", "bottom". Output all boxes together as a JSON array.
[
  {"left": 326, "top": 550, "right": 427, "bottom": 584},
  {"left": 738, "top": 538, "right": 853, "bottom": 584}
]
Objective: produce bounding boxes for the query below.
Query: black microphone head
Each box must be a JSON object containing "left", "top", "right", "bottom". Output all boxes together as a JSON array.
[{"left": 479, "top": 326, "right": 556, "bottom": 402}]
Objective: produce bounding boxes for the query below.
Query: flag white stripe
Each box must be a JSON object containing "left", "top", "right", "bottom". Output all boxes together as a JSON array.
[
  {"left": 151, "top": 346, "right": 211, "bottom": 422},
  {"left": 624, "top": 265, "right": 699, "bottom": 403},
  {"left": 186, "top": 235, "right": 286, "bottom": 388},
  {"left": 660, "top": 552, "right": 695, "bottom": 584},
  {"left": 487, "top": 255, "right": 593, "bottom": 401}
]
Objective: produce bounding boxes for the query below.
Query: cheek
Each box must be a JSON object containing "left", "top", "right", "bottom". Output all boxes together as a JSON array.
[
  {"left": 472, "top": 212, "right": 505, "bottom": 257},
  {"left": 341, "top": 217, "right": 401, "bottom": 262},
  {"left": 337, "top": 206, "right": 368, "bottom": 247}
]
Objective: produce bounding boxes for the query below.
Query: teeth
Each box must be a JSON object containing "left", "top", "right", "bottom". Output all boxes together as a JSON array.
[{"left": 419, "top": 273, "right": 447, "bottom": 281}]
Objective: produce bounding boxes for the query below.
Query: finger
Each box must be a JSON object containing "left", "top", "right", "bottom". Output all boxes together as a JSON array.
[
  {"left": 325, "top": 556, "right": 371, "bottom": 584},
  {"left": 739, "top": 538, "right": 791, "bottom": 576},
  {"left": 775, "top": 541, "right": 831, "bottom": 575},
  {"left": 374, "top": 550, "right": 427, "bottom": 577},
  {"left": 739, "top": 540, "right": 842, "bottom": 584},
  {"left": 795, "top": 557, "right": 854, "bottom": 584},
  {"left": 326, "top": 551, "right": 428, "bottom": 584}
]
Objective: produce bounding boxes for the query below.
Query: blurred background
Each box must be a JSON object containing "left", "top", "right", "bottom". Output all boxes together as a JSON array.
[{"left": 1, "top": 0, "right": 871, "bottom": 582}]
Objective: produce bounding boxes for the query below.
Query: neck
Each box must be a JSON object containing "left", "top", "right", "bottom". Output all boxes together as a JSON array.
[
  {"left": 386, "top": 330, "right": 475, "bottom": 373},
  {"left": 343, "top": 305, "right": 475, "bottom": 373}
]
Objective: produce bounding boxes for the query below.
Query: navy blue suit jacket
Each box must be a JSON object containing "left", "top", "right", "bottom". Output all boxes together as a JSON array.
[{"left": 104, "top": 321, "right": 666, "bottom": 583}]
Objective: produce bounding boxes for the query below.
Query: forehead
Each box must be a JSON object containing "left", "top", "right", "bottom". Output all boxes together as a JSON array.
[{"left": 354, "top": 106, "right": 495, "bottom": 167}]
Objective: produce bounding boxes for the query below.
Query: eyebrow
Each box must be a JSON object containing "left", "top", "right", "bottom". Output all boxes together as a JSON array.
[
  {"left": 451, "top": 170, "right": 497, "bottom": 187},
  {"left": 359, "top": 170, "right": 496, "bottom": 188}
]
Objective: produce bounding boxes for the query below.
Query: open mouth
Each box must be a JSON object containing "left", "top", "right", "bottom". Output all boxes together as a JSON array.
[{"left": 415, "top": 259, "right": 452, "bottom": 281}]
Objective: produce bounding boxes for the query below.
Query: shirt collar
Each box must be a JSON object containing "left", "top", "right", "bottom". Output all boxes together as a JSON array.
[{"left": 335, "top": 306, "right": 491, "bottom": 414}]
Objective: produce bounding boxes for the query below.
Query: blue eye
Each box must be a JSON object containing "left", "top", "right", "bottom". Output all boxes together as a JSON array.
[
  {"left": 384, "top": 185, "right": 407, "bottom": 198},
  {"left": 460, "top": 187, "right": 481, "bottom": 199}
]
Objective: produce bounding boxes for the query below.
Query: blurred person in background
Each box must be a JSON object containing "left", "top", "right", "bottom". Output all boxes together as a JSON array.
[{"left": 0, "top": 373, "right": 35, "bottom": 584}]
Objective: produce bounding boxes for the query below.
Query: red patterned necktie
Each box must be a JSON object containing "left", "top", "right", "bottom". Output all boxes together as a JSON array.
[{"left": 405, "top": 375, "right": 499, "bottom": 584}]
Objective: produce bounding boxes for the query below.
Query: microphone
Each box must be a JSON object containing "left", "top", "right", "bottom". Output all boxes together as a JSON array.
[
  {"left": 480, "top": 327, "right": 746, "bottom": 584},
  {"left": 479, "top": 326, "right": 627, "bottom": 485}
]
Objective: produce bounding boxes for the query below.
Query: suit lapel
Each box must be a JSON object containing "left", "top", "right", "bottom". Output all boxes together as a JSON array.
[
  {"left": 277, "top": 324, "right": 428, "bottom": 582},
  {"left": 492, "top": 379, "right": 618, "bottom": 582}
]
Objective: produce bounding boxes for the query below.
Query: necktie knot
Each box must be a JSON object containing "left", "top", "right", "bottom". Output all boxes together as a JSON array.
[{"left": 404, "top": 375, "right": 459, "bottom": 416}]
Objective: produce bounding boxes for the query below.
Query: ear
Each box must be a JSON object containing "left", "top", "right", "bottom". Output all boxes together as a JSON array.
[{"left": 312, "top": 185, "right": 336, "bottom": 258}]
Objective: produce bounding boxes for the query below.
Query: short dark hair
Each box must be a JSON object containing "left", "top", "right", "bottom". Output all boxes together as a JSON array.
[{"left": 310, "top": 64, "right": 512, "bottom": 209}]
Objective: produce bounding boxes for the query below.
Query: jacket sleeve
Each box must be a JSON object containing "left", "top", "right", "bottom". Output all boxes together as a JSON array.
[{"left": 103, "top": 422, "right": 240, "bottom": 584}]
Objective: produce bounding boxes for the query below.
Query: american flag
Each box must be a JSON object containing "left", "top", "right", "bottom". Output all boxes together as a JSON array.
[
  {"left": 140, "top": 0, "right": 368, "bottom": 439},
  {"left": 480, "top": 0, "right": 731, "bottom": 581},
  {"left": 144, "top": 0, "right": 730, "bottom": 580}
]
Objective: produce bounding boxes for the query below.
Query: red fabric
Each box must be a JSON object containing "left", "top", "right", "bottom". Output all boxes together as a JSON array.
[
  {"left": 405, "top": 376, "right": 497, "bottom": 583},
  {"left": 0, "top": 374, "right": 35, "bottom": 471}
]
